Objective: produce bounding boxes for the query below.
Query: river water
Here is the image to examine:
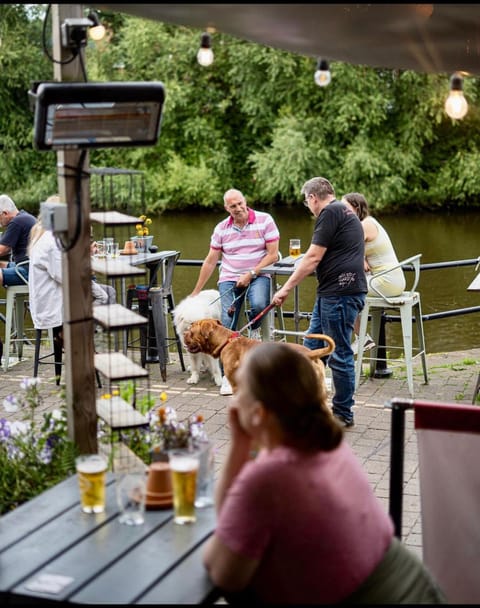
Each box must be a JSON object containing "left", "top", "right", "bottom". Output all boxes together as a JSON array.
[
  {"left": 117, "top": 206, "right": 478, "bottom": 356},
  {"left": 3, "top": 206, "right": 476, "bottom": 366}
]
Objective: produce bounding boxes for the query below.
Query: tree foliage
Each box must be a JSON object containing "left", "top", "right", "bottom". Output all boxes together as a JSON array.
[{"left": 2, "top": 5, "right": 480, "bottom": 213}]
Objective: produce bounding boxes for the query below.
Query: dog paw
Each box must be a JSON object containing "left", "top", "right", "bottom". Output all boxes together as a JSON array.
[{"left": 187, "top": 373, "right": 200, "bottom": 384}]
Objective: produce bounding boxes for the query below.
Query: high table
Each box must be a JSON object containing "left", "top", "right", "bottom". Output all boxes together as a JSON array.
[
  {"left": 0, "top": 474, "right": 219, "bottom": 605},
  {"left": 259, "top": 254, "right": 314, "bottom": 342}
]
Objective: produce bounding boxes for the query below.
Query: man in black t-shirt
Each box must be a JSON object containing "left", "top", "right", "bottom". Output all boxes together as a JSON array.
[
  {"left": 273, "top": 177, "right": 367, "bottom": 427},
  {"left": 0, "top": 194, "right": 36, "bottom": 286}
]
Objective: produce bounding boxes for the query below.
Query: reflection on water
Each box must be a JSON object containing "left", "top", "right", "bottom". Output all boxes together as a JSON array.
[{"left": 9, "top": 207, "right": 476, "bottom": 357}]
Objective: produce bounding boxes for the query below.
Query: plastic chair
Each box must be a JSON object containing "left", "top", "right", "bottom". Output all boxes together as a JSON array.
[
  {"left": 3, "top": 260, "right": 32, "bottom": 371},
  {"left": 388, "top": 397, "right": 480, "bottom": 603},
  {"left": 355, "top": 254, "right": 428, "bottom": 397}
]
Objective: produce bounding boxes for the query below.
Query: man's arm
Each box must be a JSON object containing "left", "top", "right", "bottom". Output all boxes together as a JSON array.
[
  {"left": 236, "top": 240, "right": 280, "bottom": 289},
  {"left": 0, "top": 243, "right": 11, "bottom": 257},
  {"left": 272, "top": 243, "right": 325, "bottom": 305},
  {"left": 190, "top": 248, "right": 221, "bottom": 296}
]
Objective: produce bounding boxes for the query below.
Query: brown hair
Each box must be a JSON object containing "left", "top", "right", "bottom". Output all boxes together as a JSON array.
[
  {"left": 343, "top": 192, "right": 369, "bottom": 221},
  {"left": 240, "top": 342, "right": 343, "bottom": 452}
]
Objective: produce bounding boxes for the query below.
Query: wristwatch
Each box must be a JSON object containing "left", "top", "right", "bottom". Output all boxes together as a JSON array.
[{"left": 249, "top": 269, "right": 257, "bottom": 279}]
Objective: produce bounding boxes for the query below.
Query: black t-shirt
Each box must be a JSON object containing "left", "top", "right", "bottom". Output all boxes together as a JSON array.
[
  {"left": 0, "top": 210, "right": 36, "bottom": 263},
  {"left": 311, "top": 200, "right": 367, "bottom": 296}
]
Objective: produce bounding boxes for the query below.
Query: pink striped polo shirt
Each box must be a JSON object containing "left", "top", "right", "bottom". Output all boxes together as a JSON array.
[{"left": 210, "top": 208, "right": 280, "bottom": 282}]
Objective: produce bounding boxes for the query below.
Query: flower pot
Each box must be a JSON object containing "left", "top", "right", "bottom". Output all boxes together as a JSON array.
[{"left": 131, "top": 235, "right": 154, "bottom": 253}]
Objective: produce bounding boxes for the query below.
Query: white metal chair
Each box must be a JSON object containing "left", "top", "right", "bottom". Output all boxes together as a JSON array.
[
  {"left": 3, "top": 261, "right": 31, "bottom": 372},
  {"left": 355, "top": 253, "right": 428, "bottom": 397}
]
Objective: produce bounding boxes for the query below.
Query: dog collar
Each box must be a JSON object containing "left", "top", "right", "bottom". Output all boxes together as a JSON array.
[{"left": 212, "top": 331, "right": 241, "bottom": 358}]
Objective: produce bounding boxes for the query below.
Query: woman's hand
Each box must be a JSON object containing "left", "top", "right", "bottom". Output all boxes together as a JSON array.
[{"left": 228, "top": 403, "right": 253, "bottom": 450}]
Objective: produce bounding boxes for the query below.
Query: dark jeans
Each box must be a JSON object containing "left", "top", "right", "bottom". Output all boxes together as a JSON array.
[{"left": 304, "top": 293, "right": 365, "bottom": 422}]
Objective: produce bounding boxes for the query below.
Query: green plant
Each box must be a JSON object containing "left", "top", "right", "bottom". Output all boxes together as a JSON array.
[{"left": 0, "top": 378, "right": 78, "bottom": 514}]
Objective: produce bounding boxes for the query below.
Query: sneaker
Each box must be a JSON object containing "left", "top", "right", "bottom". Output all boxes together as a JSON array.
[
  {"left": 351, "top": 334, "right": 375, "bottom": 356},
  {"left": 332, "top": 411, "right": 355, "bottom": 428},
  {"left": 219, "top": 376, "right": 233, "bottom": 396},
  {"left": 249, "top": 328, "right": 262, "bottom": 341}
]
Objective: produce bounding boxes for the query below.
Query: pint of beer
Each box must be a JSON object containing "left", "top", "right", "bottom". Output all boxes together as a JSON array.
[
  {"left": 169, "top": 450, "right": 200, "bottom": 524},
  {"left": 76, "top": 454, "right": 107, "bottom": 513},
  {"left": 289, "top": 238, "right": 301, "bottom": 258}
]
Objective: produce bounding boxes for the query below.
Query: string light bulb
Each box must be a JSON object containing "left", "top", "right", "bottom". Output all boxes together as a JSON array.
[
  {"left": 87, "top": 11, "right": 106, "bottom": 42},
  {"left": 445, "top": 72, "right": 468, "bottom": 120},
  {"left": 314, "top": 58, "right": 331, "bottom": 87},
  {"left": 197, "top": 32, "right": 214, "bottom": 67}
]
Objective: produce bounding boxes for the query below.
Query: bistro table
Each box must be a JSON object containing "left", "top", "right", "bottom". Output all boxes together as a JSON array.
[
  {"left": 0, "top": 474, "right": 220, "bottom": 605},
  {"left": 259, "top": 254, "right": 314, "bottom": 342}
]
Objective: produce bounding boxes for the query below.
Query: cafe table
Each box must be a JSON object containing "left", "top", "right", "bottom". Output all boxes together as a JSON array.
[
  {"left": 259, "top": 254, "right": 314, "bottom": 342},
  {"left": 0, "top": 474, "right": 220, "bottom": 605}
]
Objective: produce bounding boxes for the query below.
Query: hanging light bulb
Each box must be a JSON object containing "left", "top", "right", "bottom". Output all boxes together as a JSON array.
[
  {"left": 445, "top": 72, "right": 468, "bottom": 119},
  {"left": 314, "top": 58, "right": 331, "bottom": 87},
  {"left": 87, "top": 11, "right": 106, "bottom": 42},
  {"left": 197, "top": 32, "right": 214, "bottom": 67}
]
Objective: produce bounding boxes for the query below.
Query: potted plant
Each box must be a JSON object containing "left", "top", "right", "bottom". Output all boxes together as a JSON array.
[{"left": 132, "top": 215, "right": 153, "bottom": 252}]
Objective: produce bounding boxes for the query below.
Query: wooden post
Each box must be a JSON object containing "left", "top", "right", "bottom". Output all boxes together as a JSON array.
[{"left": 51, "top": 4, "right": 97, "bottom": 453}]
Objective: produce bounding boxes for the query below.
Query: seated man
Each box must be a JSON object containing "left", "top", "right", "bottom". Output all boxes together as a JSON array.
[{"left": 0, "top": 194, "right": 36, "bottom": 286}]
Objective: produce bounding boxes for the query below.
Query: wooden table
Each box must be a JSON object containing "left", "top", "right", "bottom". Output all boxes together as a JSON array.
[{"left": 0, "top": 474, "right": 219, "bottom": 605}]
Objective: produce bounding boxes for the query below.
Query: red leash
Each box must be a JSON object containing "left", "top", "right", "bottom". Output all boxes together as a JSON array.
[{"left": 237, "top": 302, "right": 276, "bottom": 335}]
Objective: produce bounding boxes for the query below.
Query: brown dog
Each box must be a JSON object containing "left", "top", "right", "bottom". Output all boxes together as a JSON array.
[{"left": 183, "top": 318, "right": 335, "bottom": 399}]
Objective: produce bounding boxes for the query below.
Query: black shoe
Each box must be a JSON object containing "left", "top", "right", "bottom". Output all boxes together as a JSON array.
[{"left": 333, "top": 412, "right": 355, "bottom": 428}]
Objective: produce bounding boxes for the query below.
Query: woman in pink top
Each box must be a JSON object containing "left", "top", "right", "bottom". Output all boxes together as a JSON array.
[{"left": 203, "top": 342, "right": 445, "bottom": 604}]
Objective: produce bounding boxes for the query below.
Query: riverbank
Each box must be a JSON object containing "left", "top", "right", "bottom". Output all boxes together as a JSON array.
[{"left": 2, "top": 342, "right": 479, "bottom": 557}]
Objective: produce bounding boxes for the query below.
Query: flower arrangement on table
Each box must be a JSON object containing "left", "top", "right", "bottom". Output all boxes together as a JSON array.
[
  {"left": 0, "top": 378, "right": 77, "bottom": 514},
  {"left": 135, "top": 214, "right": 152, "bottom": 237}
]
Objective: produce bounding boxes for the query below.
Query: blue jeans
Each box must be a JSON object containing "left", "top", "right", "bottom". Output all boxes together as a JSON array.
[
  {"left": 304, "top": 293, "right": 365, "bottom": 422},
  {"left": 218, "top": 276, "right": 271, "bottom": 331},
  {"left": 2, "top": 261, "right": 29, "bottom": 287}
]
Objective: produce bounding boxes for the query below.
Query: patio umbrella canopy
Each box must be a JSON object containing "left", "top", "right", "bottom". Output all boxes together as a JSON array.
[{"left": 92, "top": 3, "right": 480, "bottom": 75}]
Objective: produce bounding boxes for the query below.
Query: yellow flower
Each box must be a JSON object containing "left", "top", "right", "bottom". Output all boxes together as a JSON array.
[{"left": 136, "top": 215, "right": 152, "bottom": 236}]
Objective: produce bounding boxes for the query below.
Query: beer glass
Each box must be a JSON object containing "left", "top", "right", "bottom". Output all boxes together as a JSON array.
[
  {"left": 76, "top": 454, "right": 107, "bottom": 514},
  {"left": 289, "top": 238, "right": 301, "bottom": 258},
  {"left": 168, "top": 450, "right": 200, "bottom": 524},
  {"left": 195, "top": 442, "right": 215, "bottom": 508}
]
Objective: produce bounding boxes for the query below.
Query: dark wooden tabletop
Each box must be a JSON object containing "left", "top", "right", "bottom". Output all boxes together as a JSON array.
[{"left": 0, "top": 473, "right": 219, "bottom": 605}]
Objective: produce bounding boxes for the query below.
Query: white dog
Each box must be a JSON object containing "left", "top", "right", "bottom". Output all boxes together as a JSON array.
[{"left": 172, "top": 289, "right": 223, "bottom": 386}]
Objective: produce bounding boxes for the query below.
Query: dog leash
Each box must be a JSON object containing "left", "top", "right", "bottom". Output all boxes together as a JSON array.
[
  {"left": 208, "top": 286, "right": 236, "bottom": 306},
  {"left": 237, "top": 302, "right": 276, "bottom": 335}
]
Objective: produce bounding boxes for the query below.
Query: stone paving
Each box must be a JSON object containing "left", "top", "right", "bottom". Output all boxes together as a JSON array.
[{"left": 2, "top": 338, "right": 479, "bottom": 559}]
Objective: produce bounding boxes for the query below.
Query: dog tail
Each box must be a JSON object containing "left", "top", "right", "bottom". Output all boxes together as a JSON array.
[{"left": 303, "top": 334, "right": 335, "bottom": 358}]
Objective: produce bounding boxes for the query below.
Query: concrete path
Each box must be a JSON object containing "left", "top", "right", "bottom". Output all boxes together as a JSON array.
[{"left": 2, "top": 340, "right": 479, "bottom": 558}]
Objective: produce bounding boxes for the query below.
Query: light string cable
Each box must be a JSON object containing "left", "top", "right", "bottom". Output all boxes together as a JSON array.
[
  {"left": 55, "top": 150, "right": 88, "bottom": 252},
  {"left": 42, "top": 4, "right": 79, "bottom": 66}
]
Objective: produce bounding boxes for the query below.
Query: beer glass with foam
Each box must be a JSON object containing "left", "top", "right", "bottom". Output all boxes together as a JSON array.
[
  {"left": 289, "top": 238, "right": 301, "bottom": 258},
  {"left": 76, "top": 454, "right": 107, "bottom": 514},
  {"left": 168, "top": 450, "right": 200, "bottom": 524}
]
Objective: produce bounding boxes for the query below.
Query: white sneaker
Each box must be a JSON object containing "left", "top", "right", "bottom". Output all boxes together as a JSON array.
[
  {"left": 219, "top": 376, "right": 233, "bottom": 396},
  {"left": 351, "top": 334, "right": 375, "bottom": 356},
  {"left": 249, "top": 328, "right": 262, "bottom": 341}
]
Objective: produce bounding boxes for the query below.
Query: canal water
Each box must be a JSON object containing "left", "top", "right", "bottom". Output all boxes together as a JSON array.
[{"left": 135, "top": 206, "right": 480, "bottom": 356}]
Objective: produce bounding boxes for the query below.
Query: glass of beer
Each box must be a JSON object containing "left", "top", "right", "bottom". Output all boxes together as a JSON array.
[
  {"left": 289, "top": 238, "right": 301, "bottom": 258},
  {"left": 76, "top": 454, "right": 107, "bottom": 514},
  {"left": 168, "top": 450, "right": 200, "bottom": 525}
]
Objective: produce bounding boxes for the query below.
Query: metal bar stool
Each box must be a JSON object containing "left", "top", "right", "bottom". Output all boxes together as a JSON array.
[
  {"left": 33, "top": 325, "right": 63, "bottom": 385},
  {"left": 3, "top": 283, "right": 31, "bottom": 372},
  {"left": 355, "top": 253, "right": 428, "bottom": 397}
]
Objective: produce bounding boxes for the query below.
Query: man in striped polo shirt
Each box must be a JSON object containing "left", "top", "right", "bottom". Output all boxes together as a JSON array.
[{"left": 191, "top": 188, "right": 280, "bottom": 395}]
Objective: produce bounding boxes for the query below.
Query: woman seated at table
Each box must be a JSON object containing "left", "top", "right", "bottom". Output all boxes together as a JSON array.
[{"left": 203, "top": 342, "right": 445, "bottom": 604}]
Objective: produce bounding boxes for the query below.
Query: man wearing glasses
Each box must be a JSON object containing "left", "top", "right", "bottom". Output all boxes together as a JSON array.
[{"left": 272, "top": 177, "right": 366, "bottom": 427}]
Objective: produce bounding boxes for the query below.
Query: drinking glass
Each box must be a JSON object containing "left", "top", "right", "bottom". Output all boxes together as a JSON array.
[
  {"left": 168, "top": 450, "right": 200, "bottom": 524},
  {"left": 116, "top": 473, "right": 146, "bottom": 525},
  {"left": 289, "top": 238, "right": 301, "bottom": 258},
  {"left": 76, "top": 454, "right": 107, "bottom": 513},
  {"left": 195, "top": 442, "right": 215, "bottom": 508}
]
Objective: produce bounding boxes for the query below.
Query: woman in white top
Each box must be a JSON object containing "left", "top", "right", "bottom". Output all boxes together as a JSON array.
[
  {"left": 342, "top": 192, "right": 405, "bottom": 351},
  {"left": 28, "top": 219, "right": 63, "bottom": 331}
]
